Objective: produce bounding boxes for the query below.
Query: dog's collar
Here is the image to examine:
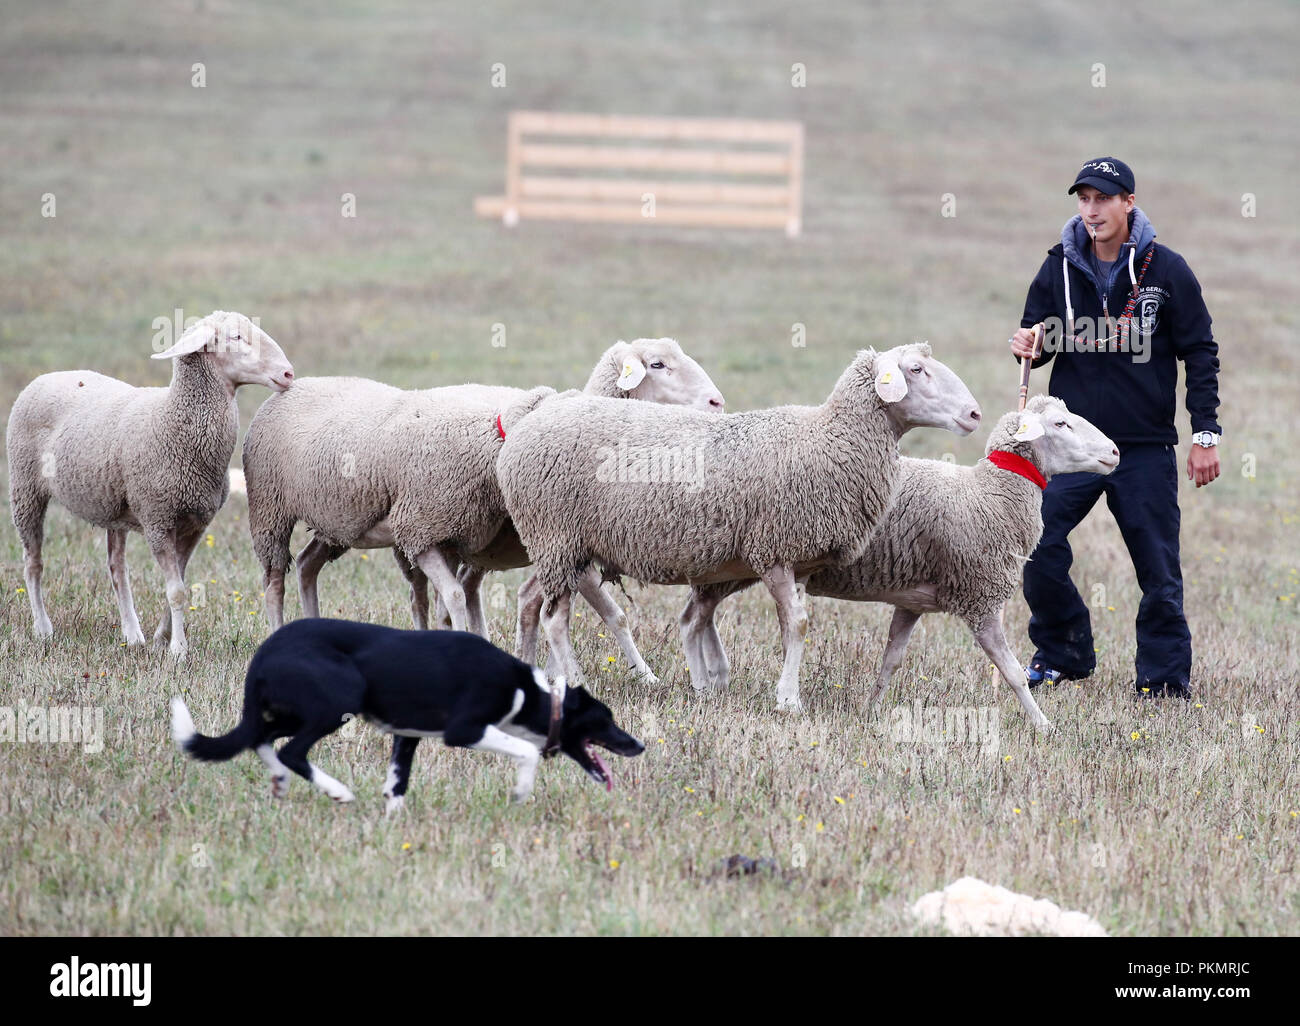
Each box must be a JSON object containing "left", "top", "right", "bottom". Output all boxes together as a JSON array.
[
  {"left": 986, "top": 450, "right": 1047, "bottom": 490},
  {"left": 542, "top": 678, "right": 564, "bottom": 759}
]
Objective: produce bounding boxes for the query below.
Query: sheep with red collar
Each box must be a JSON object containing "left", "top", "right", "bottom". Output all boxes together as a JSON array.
[
  {"left": 242, "top": 338, "right": 725, "bottom": 678},
  {"left": 680, "top": 395, "right": 1118, "bottom": 729},
  {"left": 498, "top": 343, "right": 983, "bottom": 711}
]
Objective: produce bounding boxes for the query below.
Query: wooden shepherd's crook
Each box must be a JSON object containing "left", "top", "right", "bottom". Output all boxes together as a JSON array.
[
  {"left": 994, "top": 321, "right": 1046, "bottom": 691},
  {"left": 1017, "top": 323, "right": 1045, "bottom": 411}
]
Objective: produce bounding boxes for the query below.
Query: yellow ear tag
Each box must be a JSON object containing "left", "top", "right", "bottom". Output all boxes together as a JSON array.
[
  {"left": 1014, "top": 417, "right": 1044, "bottom": 441},
  {"left": 880, "top": 371, "right": 892, "bottom": 383},
  {"left": 617, "top": 359, "right": 646, "bottom": 390}
]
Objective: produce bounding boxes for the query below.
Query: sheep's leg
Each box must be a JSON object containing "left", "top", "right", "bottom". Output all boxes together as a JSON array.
[
  {"left": 432, "top": 596, "right": 452, "bottom": 629},
  {"left": 252, "top": 517, "right": 294, "bottom": 632},
  {"left": 868, "top": 607, "right": 922, "bottom": 704},
  {"left": 145, "top": 528, "right": 190, "bottom": 659},
  {"left": 576, "top": 567, "right": 657, "bottom": 683},
  {"left": 429, "top": 555, "right": 458, "bottom": 630},
  {"left": 392, "top": 549, "right": 430, "bottom": 629},
  {"left": 699, "top": 612, "right": 732, "bottom": 690},
  {"left": 516, "top": 573, "right": 545, "bottom": 663},
  {"left": 412, "top": 545, "right": 469, "bottom": 632},
  {"left": 760, "top": 564, "right": 808, "bottom": 711},
  {"left": 152, "top": 523, "right": 204, "bottom": 645},
  {"left": 540, "top": 590, "right": 585, "bottom": 684},
  {"left": 680, "top": 586, "right": 728, "bottom": 693},
  {"left": 460, "top": 564, "right": 488, "bottom": 637},
  {"left": 678, "top": 592, "right": 711, "bottom": 693},
  {"left": 106, "top": 529, "right": 146, "bottom": 646},
  {"left": 263, "top": 567, "right": 287, "bottom": 632},
  {"left": 684, "top": 581, "right": 750, "bottom": 693},
  {"left": 298, "top": 536, "right": 347, "bottom": 619},
  {"left": 973, "top": 612, "right": 1054, "bottom": 732},
  {"left": 15, "top": 494, "right": 53, "bottom": 638}
]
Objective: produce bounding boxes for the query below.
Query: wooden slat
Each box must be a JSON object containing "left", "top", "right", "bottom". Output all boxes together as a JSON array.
[
  {"left": 786, "top": 121, "right": 804, "bottom": 237},
  {"left": 474, "top": 196, "right": 790, "bottom": 229},
  {"left": 479, "top": 111, "right": 804, "bottom": 233},
  {"left": 520, "top": 176, "right": 789, "bottom": 206},
  {"left": 519, "top": 144, "right": 790, "bottom": 175},
  {"left": 503, "top": 111, "right": 523, "bottom": 224},
  {"left": 511, "top": 110, "right": 801, "bottom": 144}
]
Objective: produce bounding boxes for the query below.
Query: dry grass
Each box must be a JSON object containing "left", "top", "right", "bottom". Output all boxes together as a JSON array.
[{"left": 1, "top": 0, "right": 1297, "bottom": 935}]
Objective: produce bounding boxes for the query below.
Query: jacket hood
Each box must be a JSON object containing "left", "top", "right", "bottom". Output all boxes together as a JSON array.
[{"left": 1060, "top": 206, "right": 1156, "bottom": 269}]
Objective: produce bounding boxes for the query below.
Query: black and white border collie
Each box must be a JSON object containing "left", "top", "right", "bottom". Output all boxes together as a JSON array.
[{"left": 170, "top": 618, "right": 645, "bottom": 809}]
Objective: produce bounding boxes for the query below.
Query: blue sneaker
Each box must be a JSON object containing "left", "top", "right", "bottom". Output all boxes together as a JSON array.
[{"left": 1025, "top": 662, "right": 1065, "bottom": 690}]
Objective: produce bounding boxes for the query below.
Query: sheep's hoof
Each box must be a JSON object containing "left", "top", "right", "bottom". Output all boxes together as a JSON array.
[
  {"left": 776, "top": 697, "right": 804, "bottom": 714},
  {"left": 638, "top": 669, "right": 661, "bottom": 686},
  {"left": 1036, "top": 719, "right": 1057, "bottom": 734}
]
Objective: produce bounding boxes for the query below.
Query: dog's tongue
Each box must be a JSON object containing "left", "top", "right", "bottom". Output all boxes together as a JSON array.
[{"left": 592, "top": 748, "right": 612, "bottom": 791}]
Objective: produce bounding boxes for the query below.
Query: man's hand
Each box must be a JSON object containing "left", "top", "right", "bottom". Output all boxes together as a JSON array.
[
  {"left": 1188, "top": 444, "right": 1220, "bottom": 488},
  {"left": 1010, "top": 325, "right": 1042, "bottom": 360}
]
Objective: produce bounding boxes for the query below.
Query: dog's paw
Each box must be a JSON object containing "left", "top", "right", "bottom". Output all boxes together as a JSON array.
[
  {"left": 510, "top": 788, "right": 533, "bottom": 805},
  {"left": 271, "top": 774, "right": 290, "bottom": 798},
  {"left": 331, "top": 786, "right": 356, "bottom": 804},
  {"left": 385, "top": 794, "right": 405, "bottom": 815}
]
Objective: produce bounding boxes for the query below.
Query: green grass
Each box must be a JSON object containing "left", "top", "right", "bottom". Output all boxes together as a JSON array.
[{"left": 1, "top": 0, "right": 1297, "bottom": 935}]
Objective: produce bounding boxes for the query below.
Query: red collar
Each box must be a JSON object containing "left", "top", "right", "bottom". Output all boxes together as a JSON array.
[
  {"left": 986, "top": 450, "right": 1047, "bottom": 490},
  {"left": 496, "top": 414, "right": 506, "bottom": 439}
]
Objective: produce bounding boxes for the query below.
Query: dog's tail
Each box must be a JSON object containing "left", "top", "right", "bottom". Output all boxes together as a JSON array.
[{"left": 170, "top": 696, "right": 258, "bottom": 762}]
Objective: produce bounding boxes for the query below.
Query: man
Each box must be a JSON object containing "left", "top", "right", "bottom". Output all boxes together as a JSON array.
[{"left": 1009, "top": 157, "right": 1221, "bottom": 699}]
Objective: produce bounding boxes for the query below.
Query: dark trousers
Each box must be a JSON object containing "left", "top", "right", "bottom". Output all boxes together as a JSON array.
[{"left": 1024, "top": 443, "right": 1191, "bottom": 690}]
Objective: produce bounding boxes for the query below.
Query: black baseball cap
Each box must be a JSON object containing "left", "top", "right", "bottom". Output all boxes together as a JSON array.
[{"left": 1068, "top": 157, "right": 1135, "bottom": 196}]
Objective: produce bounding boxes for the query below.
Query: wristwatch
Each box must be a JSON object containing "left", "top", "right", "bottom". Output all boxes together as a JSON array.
[{"left": 1191, "top": 431, "right": 1220, "bottom": 448}]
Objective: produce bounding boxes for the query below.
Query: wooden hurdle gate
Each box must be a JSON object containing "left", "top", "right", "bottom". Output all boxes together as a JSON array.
[{"left": 474, "top": 111, "right": 804, "bottom": 236}]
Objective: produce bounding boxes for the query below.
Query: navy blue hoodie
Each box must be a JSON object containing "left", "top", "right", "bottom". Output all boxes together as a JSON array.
[{"left": 1018, "top": 207, "right": 1221, "bottom": 445}]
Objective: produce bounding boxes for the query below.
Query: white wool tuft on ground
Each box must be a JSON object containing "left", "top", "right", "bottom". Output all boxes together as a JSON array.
[{"left": 911, "top": 876, "right": 1107, "bottom": 937}]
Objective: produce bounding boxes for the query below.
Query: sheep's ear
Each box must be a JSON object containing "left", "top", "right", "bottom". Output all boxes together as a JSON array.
[
  {"left": 152, "top": 320, "right": 216, "bottom": 360},
  {"left": 1014, "top": 412, "right": 1045, "bottom": 441},
  {"left": 616, "top": 353, "right": 647, "bottom": 391},
  {"left": 874, "top": 356, "right": 907, "bottom": 403}
]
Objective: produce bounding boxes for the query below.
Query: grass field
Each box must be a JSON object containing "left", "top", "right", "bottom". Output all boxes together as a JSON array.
[{"left": 1, "top": 0, "right": 1297, "bottom": 935}]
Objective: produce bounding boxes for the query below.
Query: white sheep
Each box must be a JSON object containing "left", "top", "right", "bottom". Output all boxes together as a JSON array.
[
  {"left": 242, "top": 338, "right": 724, "bottom": 681},
  {"left": 911, "top": 876, "right": 1108, "bottom": 937},
  {"left": 6, "top": 311, "right": 294, "bottom": 656},
  {"left": 680, "top": 396, "right": 1118, "bottom": 728},
  {"left": 496, "top": 343, "right": 982, "bottom": 710}
]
